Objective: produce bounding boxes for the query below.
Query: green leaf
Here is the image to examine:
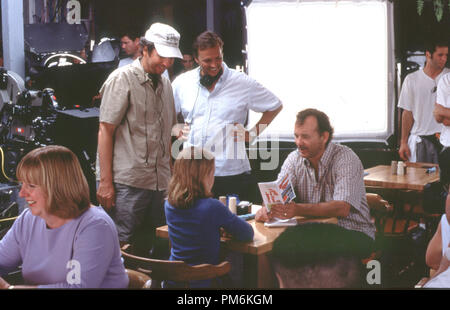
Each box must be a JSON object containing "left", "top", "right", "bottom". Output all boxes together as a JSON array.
[
  {"left": 417, "top": 0, "right": 424, "bottom": 15},
  {"left": 434, "top": 0, "right": 444, "bottom": 22}
]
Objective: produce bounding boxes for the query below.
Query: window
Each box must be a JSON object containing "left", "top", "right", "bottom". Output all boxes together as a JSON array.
[{"left": 245, "top": 0, "right": 395, "bottom": 143}]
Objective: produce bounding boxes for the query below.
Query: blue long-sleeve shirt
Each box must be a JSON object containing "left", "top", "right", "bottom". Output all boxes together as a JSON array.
[
  {"left": 0, "top": 206, "right": 128, "bottom": 288},
  {"left": 164, "top": 198, "right": 254, "bottom": 287}
]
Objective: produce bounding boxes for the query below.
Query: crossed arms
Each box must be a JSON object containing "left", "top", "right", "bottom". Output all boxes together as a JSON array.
[{"left": 434, "top": 103, "right": 450, "bottom": 126}]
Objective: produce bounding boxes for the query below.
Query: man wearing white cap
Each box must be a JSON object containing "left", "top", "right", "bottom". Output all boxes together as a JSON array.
[{"left": 96, "top": 23, "right": 182, "bottom": 256}]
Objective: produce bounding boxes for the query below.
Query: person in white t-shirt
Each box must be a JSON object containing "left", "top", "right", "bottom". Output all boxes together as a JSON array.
[
  {"left": 398, "top": 38, "right": 449, "bottom": 163},
  {"left": 425, "top": 147, "right": 450, "bottom": 288},
  {"left": 118, "top": 30, "right": 141, "bottom": 68},
  {"left": 434, "top": 72, "right": 450, "bottom": 147}
]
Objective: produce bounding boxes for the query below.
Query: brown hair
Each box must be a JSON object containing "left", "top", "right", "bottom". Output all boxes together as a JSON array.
[
  {"left": 168, "top": 147, "right": 215, "bottom": 209},
  {"left": 192, "top": 31, "right": 224, "bottom": 58},
  {"left": 296, "top": 108, "right": 334, "bottom": 146},
  {"left": 16, "top": 145, "right": 91, "bottom": 219}
]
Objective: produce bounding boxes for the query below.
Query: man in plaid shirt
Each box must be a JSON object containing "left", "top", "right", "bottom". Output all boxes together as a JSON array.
[{"left": 256, "top": 109, "right": 375, "bottom": 255}]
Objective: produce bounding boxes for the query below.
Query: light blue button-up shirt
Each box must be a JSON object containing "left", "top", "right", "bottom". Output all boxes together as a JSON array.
[{"left": 172, "top": 63, "right": 282, "bottom": 176}]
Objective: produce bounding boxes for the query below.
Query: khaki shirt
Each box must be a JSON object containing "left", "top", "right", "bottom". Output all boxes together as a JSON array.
[{"left": 96, "top": 58, "right": 176, "bottom": 191}]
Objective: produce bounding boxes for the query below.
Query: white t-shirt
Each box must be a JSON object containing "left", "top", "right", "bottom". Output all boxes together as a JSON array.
[
  {"left": 441, "top": 214, "right": 450, "bottom": 256},
  {"left": 437, "top": 72, "right": 450, "bottom": 146},
  {"left": 398, "top": 68, "right": 450, "bottom": 136},
  {"left": 118, "top": 57, "right": 134, "bottom": 67},
  {"left": 424, "top": 267, "right": 450, "bottom": 288},
  {"left": 424, "top": 215, "right": 450, "bottom": 288}
]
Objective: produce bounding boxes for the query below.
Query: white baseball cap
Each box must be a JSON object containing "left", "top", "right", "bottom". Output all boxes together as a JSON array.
[{"left": 144, "top": 23, "right": 182, "bottom": 59}]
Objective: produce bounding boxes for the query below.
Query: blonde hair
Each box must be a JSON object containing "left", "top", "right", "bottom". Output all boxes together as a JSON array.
[
  {"left": 168, "top": 147, "right": 215, "bottom": 209},
  {"left": 16, "top": 145, "right": 90, "bottom": 219}
]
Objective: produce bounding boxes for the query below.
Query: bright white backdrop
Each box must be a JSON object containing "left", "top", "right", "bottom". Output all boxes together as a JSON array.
[{"left": 245, "top": 0, "right": 395, "bottom": 143}]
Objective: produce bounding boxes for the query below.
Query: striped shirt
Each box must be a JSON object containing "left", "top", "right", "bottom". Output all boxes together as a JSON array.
[{"left": 279, "top": 143, "right": 375, "bottom": 239}]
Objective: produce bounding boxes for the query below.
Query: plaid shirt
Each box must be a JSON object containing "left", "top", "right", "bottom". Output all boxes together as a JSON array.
[{"left": 279, "top": 143, "right": 375, "bottom": 239}]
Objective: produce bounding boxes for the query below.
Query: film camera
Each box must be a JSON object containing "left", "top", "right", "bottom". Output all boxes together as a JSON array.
[{"left": 0, "top": 67, "right": 61, "bottom": 181}]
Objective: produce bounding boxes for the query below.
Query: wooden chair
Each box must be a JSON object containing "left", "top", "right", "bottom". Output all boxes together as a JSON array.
[
  {"left": 365, "top": 190, "right": 419, "bottom": 236},
  {"left": 366, "top": 193, "right": 394, "bottom": 235},
  {"left": 121, "top": 244, "right": 231, "bottom": 288},
  {"left": 126, "top": 269, "right": 151, "bottom": 289},
  {"left": 366, "top": 193, "right": 427, "bottom": 287},
  {"left": 362, "top": 193, "right": 394, "bottom": 263}
]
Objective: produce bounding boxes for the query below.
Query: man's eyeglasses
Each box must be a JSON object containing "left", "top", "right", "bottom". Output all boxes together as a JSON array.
[{"left": 432, "top": 86, "right": 437, "bottom": 93}]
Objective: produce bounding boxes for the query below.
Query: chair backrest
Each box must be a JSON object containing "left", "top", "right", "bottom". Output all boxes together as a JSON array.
[
  {"left": 366, "top": 193, "right": 394, "bottom": 235},
  {"left": 126, "top": 269, "right": 151, "bottom": 289},
  {"left": 121, "top": 244, "right": 231, "bottom": 288}
]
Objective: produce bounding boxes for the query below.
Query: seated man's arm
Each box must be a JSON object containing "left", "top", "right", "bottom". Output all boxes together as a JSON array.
[{"left": 270, "top": 200, "right": 350, "bottom": 219}]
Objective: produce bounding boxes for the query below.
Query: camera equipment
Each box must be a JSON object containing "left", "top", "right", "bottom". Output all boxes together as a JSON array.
[{"left": 0, "top": 69, "right": 60, "bottom": 182}]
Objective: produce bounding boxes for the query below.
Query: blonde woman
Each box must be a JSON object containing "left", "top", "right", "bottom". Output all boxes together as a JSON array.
[
  {"left": 0, "top": 145, "right": 128, "bottom": 288},
  {"left": 165, "top": 147, "right": 254, "bottom": 288}
]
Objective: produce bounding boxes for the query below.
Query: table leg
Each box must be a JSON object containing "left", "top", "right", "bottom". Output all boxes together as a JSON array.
[{"left": 243, "top": 253, "right": 278, "bottom": 288}]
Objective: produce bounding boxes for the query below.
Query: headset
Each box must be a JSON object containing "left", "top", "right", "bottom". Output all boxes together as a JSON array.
[{"left": 199, "top": 68, "right": 223, "bottom": 88}]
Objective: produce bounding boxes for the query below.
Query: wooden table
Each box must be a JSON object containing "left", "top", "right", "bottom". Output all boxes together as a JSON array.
[
  {"left": 364, "top": 164, "right": 441, "bottom": 236},
  {"left": 364, "top": 164, "right": 439, "bottom": 191},
  {"left": 156, "top": 212, "right": 337, "bottom": 288}
]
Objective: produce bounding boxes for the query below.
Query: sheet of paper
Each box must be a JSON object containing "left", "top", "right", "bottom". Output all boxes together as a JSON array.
[{"left": 264, "top": 217, "right": 298, "bottom": 227}]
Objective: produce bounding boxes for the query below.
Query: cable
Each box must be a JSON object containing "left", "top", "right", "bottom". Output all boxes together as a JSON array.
[
  {"left": 0, "top": 147, "right": 14, "bottom": 182},
  {"left": 0, "top": 216, "right": 18, "bottom": 224}
]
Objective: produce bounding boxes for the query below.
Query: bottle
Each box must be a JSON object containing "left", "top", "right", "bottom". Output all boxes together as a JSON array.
[
  {"left": 397, "top": 161, "right": 405, "bottom": 176},
  {"left": 228, "top": 197, "right": 237, "bottom": 214},
  {"left": 391, "top": 161, "right": 397, "bottom": 175},
  {"left": 219, "top": 196, "right": 227, "bottom": 206}
]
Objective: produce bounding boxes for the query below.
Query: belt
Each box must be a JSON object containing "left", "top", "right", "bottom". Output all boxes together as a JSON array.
[{"left": 419, "top": 134, "right": 443, "bottom": 152}]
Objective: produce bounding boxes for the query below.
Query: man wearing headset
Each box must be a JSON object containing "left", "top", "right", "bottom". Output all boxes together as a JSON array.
[
  {"left": 96, "top": 23, "right": 182, "bottom": 256},
  {"left": 172, "top": 31, "right": 282, "bottom": 202}
]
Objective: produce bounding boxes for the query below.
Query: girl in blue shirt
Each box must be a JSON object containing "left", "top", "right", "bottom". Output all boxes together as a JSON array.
[{"left": 164, "top": 147, "right": 254, "bottom": 288}]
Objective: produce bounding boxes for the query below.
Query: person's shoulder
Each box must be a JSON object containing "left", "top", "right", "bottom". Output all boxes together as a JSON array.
[
  {"left": 401, "top": 70, "right": 424, "bottom": 88},
  {"left": 197, "top": 197, "right": 223, "bottom": 208},
  {"left": 284, "top": 149, "right": 301, "bottom": 164},
  {"left": 103, "top": 64, "right": 133, "bottom": 86},
  {"left": 172, "top": 68, "right": 198, "bottom": 87},
  {"left": 160, "top": 74, "right": 173, "bottom": 89},
  {"left": 331, "top": 143, "right": 361, "bottom": 163},
  {"left": 225, "top": 65, "right": 252, "bottom": 83},
  {"left": 118, "top": 57, "right": 133, "bottom": 67},
  {"left": 15, "top": 208, "right": 35, "bottom": 225},
  {"left": 405, "top": 69, "right": 422, "bottom": 79},
  {"left": 78, "top": 206, "right": 115, "bottom": 230},
  {"left": 440, "top": 70, "right": 450, "bottom": 84},
  {"left": 164, "top": 199, "right": 176, "bottom": 212}
]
